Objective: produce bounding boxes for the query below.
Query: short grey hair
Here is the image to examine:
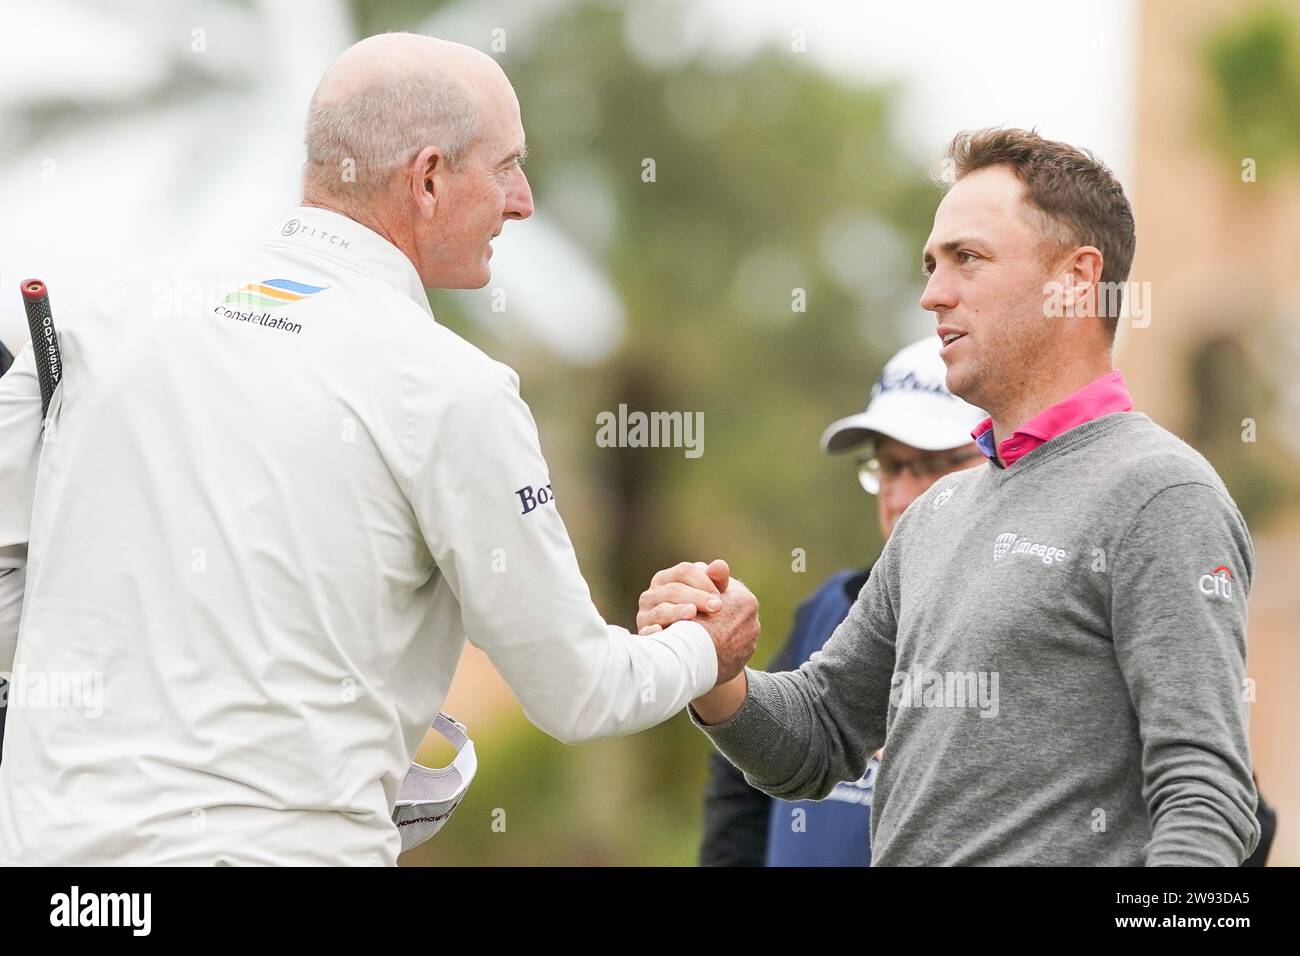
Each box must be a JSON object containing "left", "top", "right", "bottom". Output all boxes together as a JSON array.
[{"left": 302, "top": 69, "right": 479, "bottom": 200}]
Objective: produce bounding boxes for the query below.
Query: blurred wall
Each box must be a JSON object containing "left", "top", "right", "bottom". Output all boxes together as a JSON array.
[{"left": 1123, "top": 0, "right": 1300, "bottom": 864}]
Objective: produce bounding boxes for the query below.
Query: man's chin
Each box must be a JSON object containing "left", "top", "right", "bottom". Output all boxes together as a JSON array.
[
  {"left": 943, "top": 361, "right": 979, "bottom": 404},
  {"left": 437, "top": 268, "right": 492, "bottom": 291},
  {"left": 472, "top": 257, "right": 493, "bottom": 289}
]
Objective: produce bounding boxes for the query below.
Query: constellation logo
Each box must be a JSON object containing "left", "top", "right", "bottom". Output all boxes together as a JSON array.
[
  {"left": 222, "top": 278, "right": 328, "bottom": 308},
  {"left": 993, "top": 532, "right": 1070, "bottom": 565},
  {"left": 1198, "top": 565, "right": 1233, "bottom": 600}
]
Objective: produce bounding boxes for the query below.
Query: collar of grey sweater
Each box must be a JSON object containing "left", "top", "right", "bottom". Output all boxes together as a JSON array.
[{"left": 983, "top": 411, "right": 1148, "bottom": 483}]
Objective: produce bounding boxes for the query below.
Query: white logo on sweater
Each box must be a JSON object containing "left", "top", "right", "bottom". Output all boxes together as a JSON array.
[
  {"left": 1198, "top": 566, "right": 1233, "bottom": 600},
  {"left": 993, "top": 532, "right": 1070, "bottom": 565},
  {"left": 933, "top": 487, "right": 955, "bottom": 511},
  {"left": 993, "top": 532, "right": 1016, "bottom": 560}
]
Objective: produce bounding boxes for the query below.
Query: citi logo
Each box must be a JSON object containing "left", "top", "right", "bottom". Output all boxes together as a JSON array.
[
  {"left": 993, "top": 532, "right": 1070, "bottom": 565},
  {"left": 1198, "top": 565, "right": 1233, "bottom": 600}
]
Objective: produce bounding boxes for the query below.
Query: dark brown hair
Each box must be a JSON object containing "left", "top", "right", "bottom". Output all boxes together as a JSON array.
[{"left": 944, "top": 128, "right": 1136, "bottom": 333}]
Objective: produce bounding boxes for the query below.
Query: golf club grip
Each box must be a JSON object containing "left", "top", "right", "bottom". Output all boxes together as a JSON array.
[{"left": 20, "top": 278, "right": 61, "bottom": 415}]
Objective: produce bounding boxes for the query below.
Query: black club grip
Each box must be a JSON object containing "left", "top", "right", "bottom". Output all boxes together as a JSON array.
[{"left": 20, "top": 278, "right": 61, "bottom": 416}]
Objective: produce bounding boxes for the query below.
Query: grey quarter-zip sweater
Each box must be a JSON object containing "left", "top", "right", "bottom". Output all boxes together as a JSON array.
[{"left": 692, "top": 412, "right": 1259, "bottom": 866}]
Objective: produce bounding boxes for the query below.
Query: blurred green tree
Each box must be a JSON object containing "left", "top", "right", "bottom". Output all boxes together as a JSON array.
[
  {"left": 1190, "top": 4, "right": 1300, "bottom": 530},
  {"left": 1201, "top": 3, "right": 1300, "bottom": 173}
]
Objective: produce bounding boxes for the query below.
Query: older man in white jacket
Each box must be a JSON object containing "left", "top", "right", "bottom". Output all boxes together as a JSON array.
[{"left": 0, "top": 33, "right": 756, "bottom": 865}]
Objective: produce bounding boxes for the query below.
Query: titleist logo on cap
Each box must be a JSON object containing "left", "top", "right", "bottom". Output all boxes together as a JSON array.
[{"left": 872, "top": 369, "right": 951, "bottom": 399}]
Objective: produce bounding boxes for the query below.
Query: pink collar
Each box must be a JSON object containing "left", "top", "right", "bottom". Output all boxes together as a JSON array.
[{"left": 972, "top": 370, "right": 1133, "bottom": 468}]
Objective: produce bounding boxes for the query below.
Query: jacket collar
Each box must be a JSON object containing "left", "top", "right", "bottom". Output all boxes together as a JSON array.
[{"left": 263, "top": 206, "right": 434, "bottom": 319}]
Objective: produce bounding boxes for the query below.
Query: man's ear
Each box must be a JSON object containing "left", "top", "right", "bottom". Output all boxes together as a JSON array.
[
  {"left": 1063, "top": 245, "right": 1104, "bottom": 320},
  {"left": 410, "top": 145, "right": 446, "bottom": 219}
]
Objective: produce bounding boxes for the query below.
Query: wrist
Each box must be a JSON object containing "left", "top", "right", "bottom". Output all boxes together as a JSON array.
[{"left": 692, "top": 670, "right": 747, "bottom": 726}]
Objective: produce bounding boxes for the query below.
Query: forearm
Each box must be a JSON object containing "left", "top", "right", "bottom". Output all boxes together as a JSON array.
[
  {"left": 565, "top": 617, "right": 719, "bottom": 741},
  {"left": 691, "top": 671, "right": 747, "bottom": 725},
  {"left": 1146, "top": 771, "right": 1259, "bottom": 866},
  {"left": 485, "top": 610, "right": 718, "bottom": 745},
  {"left": 688, "top": 667, "right": 872, "bottom": 802},
  {"left": 1140, "top": 627, "right": 1258, "bottom": 866},
  {"left": 688, "top": 593, "right": 894, "bottom": 802}
]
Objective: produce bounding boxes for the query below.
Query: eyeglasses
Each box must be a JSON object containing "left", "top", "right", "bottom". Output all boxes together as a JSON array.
[{"left": 857, "top": 448, "right": 984, "bottom": 494}]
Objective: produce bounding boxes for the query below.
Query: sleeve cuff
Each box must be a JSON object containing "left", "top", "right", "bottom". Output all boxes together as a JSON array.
[
  {"left": 657, "top": 619, "right": 718, "bottom": 699},
  {"left": 687, "top": 667, "right": 779, "bottom": 740}
]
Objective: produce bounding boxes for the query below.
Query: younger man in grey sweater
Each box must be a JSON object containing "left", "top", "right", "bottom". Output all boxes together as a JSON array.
[
  {"left": 638, "top": 129, "right": 1260, "bottom": 865},
  {"left": 690, "top": 412, "right": 1256, "bottom": 865}
]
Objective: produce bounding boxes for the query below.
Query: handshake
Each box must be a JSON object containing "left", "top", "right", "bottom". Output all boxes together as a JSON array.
[{"left": 635, "top": 559, "right": 760, "bottom": 716}]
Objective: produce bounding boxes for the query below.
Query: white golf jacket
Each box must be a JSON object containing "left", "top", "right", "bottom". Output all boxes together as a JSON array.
[{"left": 0, "top": 206, "right": 716, "bottom": 865}]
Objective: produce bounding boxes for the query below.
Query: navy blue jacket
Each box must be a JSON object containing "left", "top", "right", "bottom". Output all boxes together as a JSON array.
[{"left": 762, "top": 568, "right": 876, "bottom": 867}]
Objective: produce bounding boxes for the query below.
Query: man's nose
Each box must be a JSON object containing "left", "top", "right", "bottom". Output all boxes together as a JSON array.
[
  {"left": 919, "top": 269, "right": 956, "bottom": 314},
  {"left": 506, "top": 167, "right": 534, "bottom": 221}
]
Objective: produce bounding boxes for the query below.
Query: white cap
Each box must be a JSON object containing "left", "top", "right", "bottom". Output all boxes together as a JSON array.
[{"left": 820, "top": 335, "right": 987, "bottom": 454}]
